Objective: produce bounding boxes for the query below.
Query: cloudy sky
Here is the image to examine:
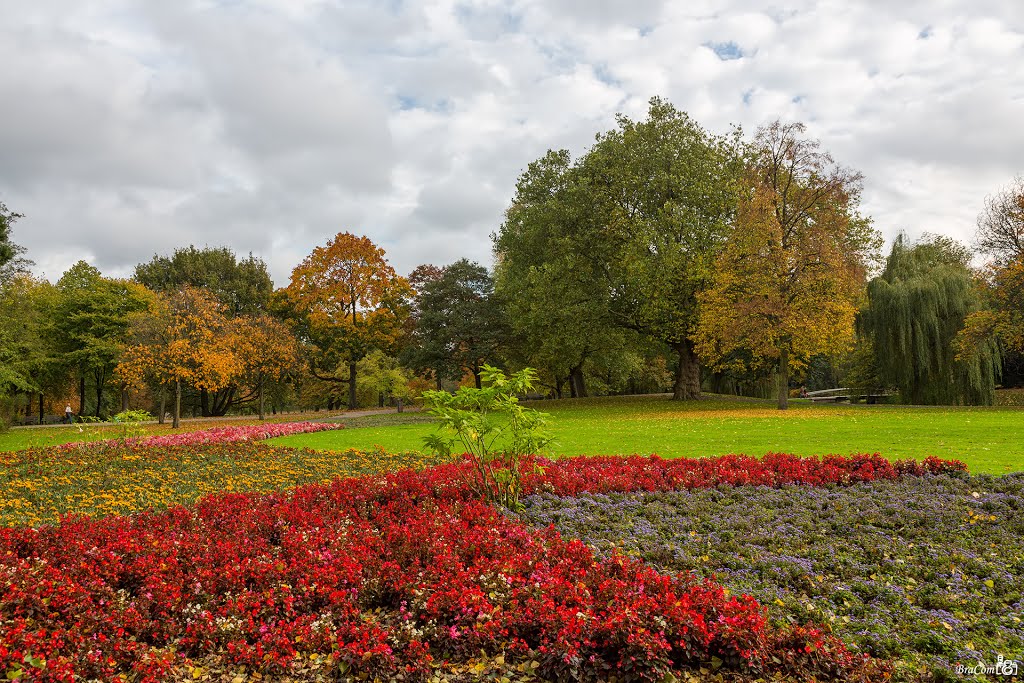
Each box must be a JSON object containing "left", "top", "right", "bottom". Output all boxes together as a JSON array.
[{"left": 2, "top": 0, "right": 1022, "bottom": 286}]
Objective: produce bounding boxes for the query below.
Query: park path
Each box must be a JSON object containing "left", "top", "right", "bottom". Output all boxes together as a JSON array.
[{"left": 10, "top": 406, "right": 419, "bottom": 430}]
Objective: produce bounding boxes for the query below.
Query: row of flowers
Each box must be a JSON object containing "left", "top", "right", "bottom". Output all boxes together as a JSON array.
[
  {"left": 60, "top": 420, "right": 343, "bottom": 451},
  {"left": 525, "top": 451, "right": 967, "bottom": 496},
  {"left": 0, "top": 451, "right": 969, "bottom": 681}
]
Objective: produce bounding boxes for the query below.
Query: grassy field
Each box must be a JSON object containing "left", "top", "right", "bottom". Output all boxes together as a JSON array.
[{"left": 270, "top": 395, "right": 1024, "bottom": 475}]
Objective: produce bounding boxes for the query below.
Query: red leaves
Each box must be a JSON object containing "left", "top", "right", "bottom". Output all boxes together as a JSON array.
[{"left": 528, "top": 451, "right": 967, "bottom": 496}]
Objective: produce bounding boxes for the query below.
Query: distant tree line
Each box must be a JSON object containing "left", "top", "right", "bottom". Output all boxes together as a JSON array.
[{"left": 2, "top": 100, "right": 1022, "bottom": 427}]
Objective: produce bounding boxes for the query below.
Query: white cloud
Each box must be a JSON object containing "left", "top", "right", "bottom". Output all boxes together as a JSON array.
[{"left": 0, "top": 0, "right": 1021, "bottom": 285}]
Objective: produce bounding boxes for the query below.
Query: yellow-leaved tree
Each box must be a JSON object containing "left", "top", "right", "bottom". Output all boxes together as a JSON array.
[
  {"left": 118, "top": 286, "right": 239, "bottom": 427},
  {"left": 229, "top": 314, "right": 301, "bottom": 420},
  {"left": 695, "top": 122, "right": 881, "bottom": 409}
]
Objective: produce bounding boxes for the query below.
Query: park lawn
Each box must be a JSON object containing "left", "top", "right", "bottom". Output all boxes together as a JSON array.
[{"left": 270, "top": 395, "right": 1024, "bottom": 475}]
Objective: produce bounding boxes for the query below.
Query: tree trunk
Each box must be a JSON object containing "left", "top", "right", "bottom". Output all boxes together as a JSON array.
[
  {"left": 121, "top": 386, "right": 129, "bottom": 412},
  {"left": 672, "top": 340, "right": 701, "bottom": 400},
  {"left": 173, "top": 380, "right": 181, "bottom": 429},
  {"left": 94, "top": 373, "right": 104, "bottom": 418},
  {"left": 348, "top": 361, "right": 358, "bottom": 410},
  {"left": 473, "top": 364, "right": 482, "bottom": 390},
  {"left": 79, "top": 375, "right": 86, "bottom": 418},
  {"left": 158, "top": 386, "right": 166, "bottom": 425},
  {"left": 210, "top": 387, "right": 234, "bottom": 416},
  {"left": 434, "top": 370, "right": 442, "bottom": 391},
  {"left": 777, "top": 345, "right": 790, "bottom": 411},
  {"left": 38, "top": 393, "right": 44, "bottom": 424},
  {"left": 553, "top": 373, "right": 564, "bottom": 399},
  {"left": 200, "top": 389, "right": 210, "bottom": 417},
  {"left": 569, "top": 364, "right": 588, "bottom": 398},
  {"left": 258, "top": 375, "right": 266, "bottom": 421}
]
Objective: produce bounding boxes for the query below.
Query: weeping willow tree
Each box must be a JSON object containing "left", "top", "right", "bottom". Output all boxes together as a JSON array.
[{"left": 861, "top": 234, "right": 999, "bottom": 405}]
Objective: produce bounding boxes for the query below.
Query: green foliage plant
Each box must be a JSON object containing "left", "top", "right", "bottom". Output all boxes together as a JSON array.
[
  {"left": 422, "top": 366, "right": 551, "bottom": 510},
  {"left": 112, "top": 409, "right": 154, "bottom": 441}
]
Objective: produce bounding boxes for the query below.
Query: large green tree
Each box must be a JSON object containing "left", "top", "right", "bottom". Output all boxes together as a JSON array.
[
  {"left": 0, "top": 200, "right": 22, "bottom": 269},
  {"left": 583, "top": 99, "right": 744, "bottom": 400},
  {"left": 134, "top": 245, "right": 273, "bottom": 316},
  {"left": 494, "top": 100, "right": 743, "bottom": 400},
  {"left": 494, "top": 150, "right": 620, "bottom": 398},
  {"left": 406, "top": 259, "right": 506, "bottom": 389},
  {"left": 54, "top": 262, "right": 154, "bottom": 417},
  {"left": 862, "top": 234, "right": 999, "bottom": 405}
]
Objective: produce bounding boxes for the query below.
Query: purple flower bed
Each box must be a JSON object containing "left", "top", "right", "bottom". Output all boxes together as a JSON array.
[{"left": 518, "top": 473, "right": 1024, "bottom": 682}]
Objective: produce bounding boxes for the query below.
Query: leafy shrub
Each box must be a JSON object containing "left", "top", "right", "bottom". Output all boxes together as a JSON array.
[
  {"left": 112, "top": 409, "right": 153, "bottom": 441},
  {"left": 422, "top": 365, "right": 551, "bottom": 509}
]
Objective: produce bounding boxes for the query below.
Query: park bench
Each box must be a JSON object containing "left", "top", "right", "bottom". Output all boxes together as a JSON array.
[{"left": 805, "top": 388, "right": 893, "bottom": 404}]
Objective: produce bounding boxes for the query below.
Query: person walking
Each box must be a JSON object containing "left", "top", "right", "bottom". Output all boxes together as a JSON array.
[{"left": 64, "top": 404, "right": 73, "bottom": 424}]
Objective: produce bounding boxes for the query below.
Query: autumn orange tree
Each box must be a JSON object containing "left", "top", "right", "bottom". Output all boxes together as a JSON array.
[
  {"left": 962, "top": 178, "right": 1024, "bottom": 384},
  {"left": 957, "top": 258, "right": 1024, "bottom": 357},
  {"left": 283, "top": 232, "right": 411, "bottom": 409},
  {"left": 695, "top": 122, "right": 881, "bottom": 410},
  {"left": 229, "top": 314, "right": 301, "bottom": 420},
  {"left": 117, "top": 286, "right": 239, "bottom": 427}
]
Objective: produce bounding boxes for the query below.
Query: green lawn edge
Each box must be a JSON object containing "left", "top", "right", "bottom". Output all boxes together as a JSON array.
[{"left": 269, "top": 395, "right": 1024, "bottom": 475}]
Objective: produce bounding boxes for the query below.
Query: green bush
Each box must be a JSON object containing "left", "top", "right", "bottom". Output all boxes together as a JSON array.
[
  {"left": 422, "top": 365, "right": 551, "bottom": 510},
  {"left": 112, "top": 409, "right": 153, "bottom": 441}
]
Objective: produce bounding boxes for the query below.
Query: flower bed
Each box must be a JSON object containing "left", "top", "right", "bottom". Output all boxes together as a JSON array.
[
  {"left": 58, "top": 420, "right": 342, "bottom": 452},
  {"left": 0, "top": 451, "right": 973, "bottom": 680},
  {"left": 527, "top": 452, "right": 966, "bottom": 496},
  {"left": 518, "top": 473, "right": 1024, "bottom": 681},
  {"left": 0, "top": 454, "right": 931, "bottom": 682},
  {"left": 0, "top": 443, "right": 446, "bottom": 526}
]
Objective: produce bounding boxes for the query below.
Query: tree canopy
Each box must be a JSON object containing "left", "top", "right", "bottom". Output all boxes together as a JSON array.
[
  {"left": 134, "top": 245, "right": 273, "bottom": 316},
  {"left": 406, "top": 259, "right": 505, "bottom": 389},
  {"left": 975, "top": 175, "right": 1024, "bottom": 265},
  {"left": 0, "top": 275, "right": 60, "bottom": 398},
  {"left": 54, "top": 261, "right": 154, "bottom": 416},
  {"left": 494, "top": 98, "right": 744, "bottom": 400},
  {"left": 0, "top": 200, "right": 22, "bottom": 270},
  {"left": 695, "top": 121, "right": 880, "bottom": 410},
  {"left": 862, "top": 234, "right": 999, "bottom": 406},
  {"left": 957, "top": 257, "right": 1024, "bottom": 361},
  {"left": 283, "top": 232, "right": 411, "bottom": 409},
  {"left": 118, "top": 286, "right": 239, "bottom": 427}
]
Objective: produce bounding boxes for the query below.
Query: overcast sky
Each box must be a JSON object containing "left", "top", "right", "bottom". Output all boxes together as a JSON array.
[{"left": 2, "top": 0, "right": 1022, "bottom": 287}]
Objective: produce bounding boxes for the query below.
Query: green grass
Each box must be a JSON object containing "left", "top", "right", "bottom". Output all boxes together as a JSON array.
[
  {"left": 0, "top": 424, "right": 124, "bottom": 451},
  {"left": 269, "top": 395, "right": 1024, "bottom": 475}
]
